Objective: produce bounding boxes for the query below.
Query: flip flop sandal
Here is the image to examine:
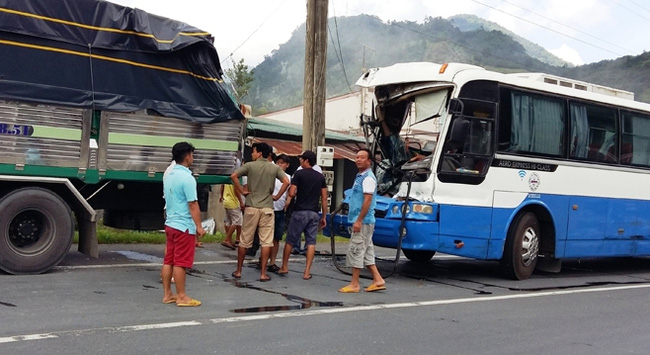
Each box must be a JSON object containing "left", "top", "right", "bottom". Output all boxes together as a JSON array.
[
  {"left": 364, "top": 284, "right": 387, "bottom": 292},
  {"left": 338, "top": 285, "right": 360, "bottom": 293},
  {"left": 176, "top": 299, "right": 201, "bottom": 307},
  {"left": 220, "top": 241, "right": 236, "bottom": 250},
  {"left": 162, "top": 297, "right": 177, "bottom": 304}
]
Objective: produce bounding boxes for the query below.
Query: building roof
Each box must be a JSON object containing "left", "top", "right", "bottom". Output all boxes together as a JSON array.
[
  {"left": 247, "top": 117, "right": 365, "bottom": 142},
  {"left": 247, "top": 117, "right": 366, "bottom": 160},
  {"left": 252, "top": 138, "right": 363, "bottom": 161}
]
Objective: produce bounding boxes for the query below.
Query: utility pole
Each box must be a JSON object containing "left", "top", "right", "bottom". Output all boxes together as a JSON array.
[{"left": 302, "top": 0, "right": 328, "bottom": 151}]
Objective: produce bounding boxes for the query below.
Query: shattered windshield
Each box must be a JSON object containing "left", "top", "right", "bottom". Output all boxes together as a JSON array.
[{"left": 368, "top": 87, "right": 450, "bottom": 196}]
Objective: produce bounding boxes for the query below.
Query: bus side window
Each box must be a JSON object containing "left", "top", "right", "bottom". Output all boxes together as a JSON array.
[
  {"left": 499, "top": 90, "right": 565, "bottom": 157},
  {"left": 622, "top": 111, "right": 650, "bottom": 166},
  {"left": 570, "top": 102, "right": 617, "bottom": 163}
]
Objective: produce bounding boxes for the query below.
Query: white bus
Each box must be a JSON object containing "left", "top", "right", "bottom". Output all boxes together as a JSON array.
[{"left": 330, "top": 62, "right": 650, "bottom": 280}]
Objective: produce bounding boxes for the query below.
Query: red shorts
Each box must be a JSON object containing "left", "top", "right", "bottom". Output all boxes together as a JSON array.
[{"left": 164, "top": 226, "right": 196, "bottom": 268}]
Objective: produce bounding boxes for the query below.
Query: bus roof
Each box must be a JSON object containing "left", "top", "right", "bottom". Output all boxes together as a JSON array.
[
  {"left": 355, "top": 62, "right": 483, "bottom": 88},
  {"left": 507, "top": 73, "right": 634, "bottom": 101},
  {"left": 357, "top": 62, "right": 650, "bottom": 113}
]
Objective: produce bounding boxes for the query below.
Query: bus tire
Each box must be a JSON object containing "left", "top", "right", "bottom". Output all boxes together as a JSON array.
[
  {"left": 0, "top": 188, "right": 74, "bottom": 275},
  {"left": 501, "top": 212, "right": 540, "bottom": 280},
  {"left": 403, "top": 249, "right": 436, "bottom": 263}
]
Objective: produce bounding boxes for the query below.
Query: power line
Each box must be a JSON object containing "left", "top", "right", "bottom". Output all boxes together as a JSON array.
[
  {"left": 610, "top": 0, "right": 650, "bottom": 23},
  {"left": 468, "top": 0, "right": 627, "bottom": 57},
  {"left": 624, "top": 0, "right": 650, "bottom": 14},
  {"left": 501, "top": 0, "right": 635, "bottom": 54},
  {"left": 220, "top": 0, "right": 290, "bottom": 64},
  {"left": 334, "top": 0, "right": 632, "bottom": 62},
  {"left": 329, "top": 2, "right": 570, "bottom": 66},
  {"left": 328, "top": 4, "right": 353, "bottom": 93}
]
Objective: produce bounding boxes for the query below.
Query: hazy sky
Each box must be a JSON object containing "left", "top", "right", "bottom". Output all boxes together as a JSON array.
[{"left": 110, "top": 0, "right": 649, "bottom": 68}]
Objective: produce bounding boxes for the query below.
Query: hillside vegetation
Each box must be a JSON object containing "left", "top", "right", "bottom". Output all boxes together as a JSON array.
[{"left": 246, "top": 14, "right": 649, "bottom": 114}]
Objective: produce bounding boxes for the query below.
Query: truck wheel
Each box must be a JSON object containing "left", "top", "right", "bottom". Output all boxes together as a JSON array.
[
  {"left": 0, "top": 188, "right": 74, "bottom": 274},
  {"left": 403, "top": 249, "right": 436, "bottom": 263},
  {"left": 501, "top": 212, "right": 540, "bottom": 280}
]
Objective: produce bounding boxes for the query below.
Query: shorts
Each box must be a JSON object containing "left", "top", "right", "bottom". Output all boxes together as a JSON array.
[
  {"left": 346, "top": 224, "right": 376, "bottom": 269},
  {"left": 224, "top": 208, "right": 242, "bottom": 226},
  {"left": 285, "top": 210, "right": 319, "bottom": 247},
  {"left": 240, "top": 207, "right": 274, "bottom": 248},
  {"left": 273, "top": 210, "right": 286, "bottom": 241},
  {"left": 163, "top": 226, "right": 196, "bottom": 268}
]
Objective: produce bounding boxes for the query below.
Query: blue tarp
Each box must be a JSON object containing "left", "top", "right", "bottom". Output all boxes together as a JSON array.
[{"left": 0, "top": 0, "right": 244, "bottom": 122}]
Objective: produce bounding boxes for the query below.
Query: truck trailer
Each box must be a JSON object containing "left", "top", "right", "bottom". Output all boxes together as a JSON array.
[{"left": 0, "top": 0, "right": 245, "bottom": 274}]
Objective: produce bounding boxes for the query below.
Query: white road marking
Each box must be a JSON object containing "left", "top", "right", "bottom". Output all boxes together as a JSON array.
[
  {"left": 0, "top": 333, "right": 58, "bottom": 344},
  {"left": 2, "top": 283, "right": 650, "bottom": 345}
]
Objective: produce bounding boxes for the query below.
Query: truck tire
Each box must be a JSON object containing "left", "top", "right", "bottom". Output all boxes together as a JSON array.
[
  {"left": 0, "top": 188, "right": 74, "bottom": 274},
  {"left": 501, "top": 212, "right": 540, "bottom": 280}
]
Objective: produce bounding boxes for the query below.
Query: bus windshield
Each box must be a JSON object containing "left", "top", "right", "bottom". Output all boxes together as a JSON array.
[{"left": 369, "top": 86, "right": 451, "bottom": 196}]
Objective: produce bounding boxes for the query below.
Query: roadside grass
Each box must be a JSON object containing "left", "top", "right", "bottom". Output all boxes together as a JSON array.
[{"left": 74, "top": 222, "right": 347, "bottom": 244}]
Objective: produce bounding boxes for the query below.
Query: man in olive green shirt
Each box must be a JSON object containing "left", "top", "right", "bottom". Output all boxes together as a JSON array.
[{"left": 231, "top": 142, "right": 290, "bottom": 282}]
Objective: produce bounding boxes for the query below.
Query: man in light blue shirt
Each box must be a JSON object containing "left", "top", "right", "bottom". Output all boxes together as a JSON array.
[{"left": 161, "top": 142, "right": 205, "bottom": 307}]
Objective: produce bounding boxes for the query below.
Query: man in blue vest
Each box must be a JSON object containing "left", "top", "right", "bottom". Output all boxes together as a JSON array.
[{"left": 338, "top": 148, "right": 386, "bottom": 293}]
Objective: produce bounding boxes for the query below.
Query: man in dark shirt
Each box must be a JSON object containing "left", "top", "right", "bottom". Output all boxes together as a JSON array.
[{"left": 277, "top": 150, "right": 327, "bottom": 280}]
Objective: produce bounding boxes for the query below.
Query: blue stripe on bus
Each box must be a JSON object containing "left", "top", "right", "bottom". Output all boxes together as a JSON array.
[{"left": 328, "top": 193, "right": 650, "bottom": 261}]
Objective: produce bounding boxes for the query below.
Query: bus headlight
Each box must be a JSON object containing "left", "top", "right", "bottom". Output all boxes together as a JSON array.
[
  {"left": 412, "top": 204, "right": 434, "bottom": 214},
  {"left": 386, "top": 202, "right": 437, "bottom": 220},
  {"left": 392, "top": 205, "right": 410, "bottom": 214}
]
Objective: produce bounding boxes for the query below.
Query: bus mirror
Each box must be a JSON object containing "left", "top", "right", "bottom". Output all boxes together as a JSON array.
[{"left": 449, "top": 98, "right": 464, "bottom": 115}]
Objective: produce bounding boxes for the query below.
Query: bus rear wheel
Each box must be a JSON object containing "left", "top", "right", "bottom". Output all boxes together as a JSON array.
[
  {"left": 403, "top": 249, "right": 436, "bottom": 263},
  {"left": 0, "top": 188, "right": 74, "bottom": 274},
  {"left": 501, "top": 212, "right": 540, "bottom": 280}
]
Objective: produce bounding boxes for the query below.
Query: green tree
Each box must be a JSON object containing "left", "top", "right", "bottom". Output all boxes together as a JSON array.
[{"left": 225, "top": 58, "right": 254, "bottom": 103}]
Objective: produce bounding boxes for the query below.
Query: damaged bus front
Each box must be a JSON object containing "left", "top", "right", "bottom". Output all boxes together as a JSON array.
[{"left": 329, "top": 62, "right": 496, "bottom": 264}]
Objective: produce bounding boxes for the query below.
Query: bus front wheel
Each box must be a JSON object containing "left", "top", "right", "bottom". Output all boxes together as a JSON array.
[
  {"left": 501, "top": 212, "right": 539, "bottom": 280},
  {"left": 403, "top": 249, "right": 436, "bottom": 263}
]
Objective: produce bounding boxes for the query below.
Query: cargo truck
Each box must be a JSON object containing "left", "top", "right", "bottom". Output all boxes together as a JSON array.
[{"left": 0, "top": 0, "right": 245, "bottom": 274}]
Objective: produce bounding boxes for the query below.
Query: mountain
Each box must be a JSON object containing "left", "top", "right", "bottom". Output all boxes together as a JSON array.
[
  {"left": 557, "top": 53, "right": 650, "bottom": 103},
  {"left": 448, "top": 14, "right": 571, "bottom": 68},
  {"left": 245, "top": 14, "right": 649, "bottom": 114}
]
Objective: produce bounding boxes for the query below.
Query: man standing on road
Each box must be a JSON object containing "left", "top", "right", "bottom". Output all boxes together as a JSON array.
[
  {"left": 277, "top": 150, "right": 328, "bottom": 280},
  {"left": 267, "top": 153, "right": 291, "bottom": 273},
  {"left": 231, "top": 142, "right": 289, "bottom": 281},
  {"left": 338, "top": 148, "right": 386, "bottom": 293},
  {"left": 161, "top": 142, "right": 205, "bottom": 307}
]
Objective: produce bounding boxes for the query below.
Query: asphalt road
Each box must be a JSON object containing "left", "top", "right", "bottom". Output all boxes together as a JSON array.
[{"left": 2, "top": 242, "right": 650, "bottom": 354}]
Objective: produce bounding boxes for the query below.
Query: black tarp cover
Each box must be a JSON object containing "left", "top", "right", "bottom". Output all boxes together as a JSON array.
[{"left": 0, "top": 0, "right": 244, "bottom": 122}]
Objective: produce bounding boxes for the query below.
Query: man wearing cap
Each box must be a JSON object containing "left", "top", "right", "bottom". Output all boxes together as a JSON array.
[
  {"left": 231, "top": 142, "right": 289, "bottom": 282},
  {"left": 277, "top": 150, "right": 328, "bottom": 280},
  {"left": 161, "top": 142, "right": 206, "bottom": 307}
]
